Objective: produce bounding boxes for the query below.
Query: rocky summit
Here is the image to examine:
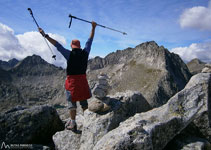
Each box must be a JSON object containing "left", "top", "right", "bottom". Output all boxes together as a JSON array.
[
  {"left": 0, "top": 41, "right": 210, "bottom": 150},
  {"left": 187, "top": 58, "right": 206, "bottom": 75},
  {"left": 88, "top": 41, "right": 192, "bottom": 107}
]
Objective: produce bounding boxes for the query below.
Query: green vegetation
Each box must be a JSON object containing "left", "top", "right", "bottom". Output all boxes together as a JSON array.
[{"left": 109, "top": 62, "right": 163, "bottom": 96}]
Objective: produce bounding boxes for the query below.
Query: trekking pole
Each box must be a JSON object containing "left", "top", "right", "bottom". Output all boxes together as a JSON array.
[
  {"left": 27, "top": 8, "right": 56, "bottom": 60},
  {"left": 68, "top": 14, "right": 127, "bottom": 35}
]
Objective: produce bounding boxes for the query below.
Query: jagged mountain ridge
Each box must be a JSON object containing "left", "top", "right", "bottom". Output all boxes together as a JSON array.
[
  {"left": 87, "top": 41, "right": 192, "bottom": 107},
  {"left": 0, "top": 55, "right": 66, "bottom": 112},
  {"left": 187, "top": 58, "right": 206, "bottom": 75},
  {"left": 0, "top": 58, "right": 19, "bottom": 70}
]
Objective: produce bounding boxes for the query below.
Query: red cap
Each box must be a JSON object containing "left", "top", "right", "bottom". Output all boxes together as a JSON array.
[{"left": 71, "top": 39, "right": 81, "bottom": 49}]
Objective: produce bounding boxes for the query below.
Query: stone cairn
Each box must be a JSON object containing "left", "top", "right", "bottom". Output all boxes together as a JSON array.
[{"left": 88, "top": 73, "right": 111, "bottom": 113}]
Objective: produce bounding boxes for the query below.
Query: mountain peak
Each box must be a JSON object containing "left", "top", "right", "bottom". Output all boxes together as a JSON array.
[
  {"left": 187, "top": 58, "right": 206, "bottom": 75},
  {"left": 11, "top": 54, "right": 61, "bottom": 76},
  {"left": 188, "top": 58, "right": 205, "bottom": 65},
  {"left": 136, "top": 41, "right": 159, "bottom": 49},
  {"left": 0, "top": 58, "right": 19, "bottom": 70}
]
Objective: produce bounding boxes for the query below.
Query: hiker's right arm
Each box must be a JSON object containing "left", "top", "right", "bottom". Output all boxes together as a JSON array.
[{"left": 38, "top": 28, "right": 70, "bottom": 60}]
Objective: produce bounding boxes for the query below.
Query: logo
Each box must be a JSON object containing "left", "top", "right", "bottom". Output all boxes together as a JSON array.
[{"left": 1, "top": 142, "right": 10, "bottom": 149}]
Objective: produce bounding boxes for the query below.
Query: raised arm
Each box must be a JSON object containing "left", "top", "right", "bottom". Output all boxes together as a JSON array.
[
  {"left": 39, "top": 28, "right": 57, "bottom": 46},
  {"left": 90, "top": 21, "right": 97, "bottom": 39},
  {"left": 38, "top": 28, "right": 70, "bottom": 60}
]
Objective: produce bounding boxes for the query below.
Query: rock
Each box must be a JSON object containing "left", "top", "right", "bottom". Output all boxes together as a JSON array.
[
  {"left": 164, "top": 136, "right": 211, "bottom": 150},
  {"left": 101, "top": 103, "right": 111, "bottom": 112},
  {"left": 88, "top": 99, "right": 104, "bottom": 112},
  {"left": 53, "top": 114, "right": 84, "bottom": 150},
  {"left": 53, "top": 91, "right": 151, "bottom": 150},
  {"left": 164, "top": 121, "right": 211, "bottom": 150},
  {"left": 79, "top": 91, "right": 151, "bottom": 150},
  {"left": 0, "top": 105, "right": 64, "bottom": 145},
  {"left": 92, "top": 74, "right": 109, "bottom": 99},
  {"left": 185, "top": 72, "right": 211, "bottom": 143},
  {"left": 53, "top": 130, "right": 81, "bottom": 150},
  {"left": 202, "top": 64, "right": 211, "bottom": 73},
  {"left": 93, "top": 73, "right": 210, "bottom": 150},
  {"left": 93, "top": 88, "right": 107, "bottom": 99}
]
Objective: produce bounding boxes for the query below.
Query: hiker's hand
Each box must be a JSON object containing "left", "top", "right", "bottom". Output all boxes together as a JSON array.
[
  {"left": 92, "top": 21, "right": 97, "bottom": 28},
  {"left": 39, "top": 28, "right": 46, "bottom": 37}
]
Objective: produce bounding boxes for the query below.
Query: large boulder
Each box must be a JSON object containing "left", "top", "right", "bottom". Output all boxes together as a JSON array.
[
  {"left": 183, "top": 71, "right": 211, "bottom": 143},
  {"left": 53, "top": 91, "right": 151, "bottom": 150},
  {"left": 0, "top": 105, "right": 64, "bottom": 145},
  {"left": 202, "top": 64, "right": 211, "bottom": 73},
  {"left": 93, "top": 73, "right": 210, "bottom": 150}
]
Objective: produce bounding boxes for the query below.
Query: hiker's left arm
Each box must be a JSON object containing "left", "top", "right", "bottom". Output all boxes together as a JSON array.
[
  {"left": 84, "top": 21, "right": 97, "bottom": 54},
  {"left": 90, "top": 21, "right": 97, "bottom": 39}
]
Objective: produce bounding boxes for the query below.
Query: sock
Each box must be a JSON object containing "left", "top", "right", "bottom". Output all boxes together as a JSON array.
[{"left": 71, "top": 119, "right": 76, "bottom": 125}]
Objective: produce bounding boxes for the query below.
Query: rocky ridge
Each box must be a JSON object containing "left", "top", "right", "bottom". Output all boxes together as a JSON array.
[
  {"left": 0, "top": 58, "right": 19, "bottom": 70},
  {"left": 88, "top": 41, "right": 191, "bottom": 107},
  {"left": 0, "top": 55, "right": 66, "bottom": 112},
  {"left": 187, "top": 58, "right": 206, "bottom": 75}
]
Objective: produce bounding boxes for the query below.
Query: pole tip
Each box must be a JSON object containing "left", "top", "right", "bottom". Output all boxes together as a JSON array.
[
  {"left": 52, "top": 55, "right": 56, "bottom": 60},
  {"left": 123, "top": 32, "right": 127, "bottom": 35}
]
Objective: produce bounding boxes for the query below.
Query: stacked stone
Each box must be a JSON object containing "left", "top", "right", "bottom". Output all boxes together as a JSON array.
[
  {"left": 89, "top": 73, "right": 110, "bottom": 113},
  {"left": 92, "top": 73, "right": 109, "bottom": 99}
]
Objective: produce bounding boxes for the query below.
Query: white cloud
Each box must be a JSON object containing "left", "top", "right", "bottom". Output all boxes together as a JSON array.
[
  {"left": 0, "top": 23, "right": 24, "bottom": 60},
  {"left": 179, "top": 1, "right": 211, "bottom": 30},
  {"left": 171, "top": 42, "right": 211, "bottom": 63},
  {"left": 0, "top": 22, "right": 68, "bottom": 68}
]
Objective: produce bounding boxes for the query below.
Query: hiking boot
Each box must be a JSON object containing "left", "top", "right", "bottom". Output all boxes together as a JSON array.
[{"left": 66, "top": 120, "right": 77, "bottom": 131}]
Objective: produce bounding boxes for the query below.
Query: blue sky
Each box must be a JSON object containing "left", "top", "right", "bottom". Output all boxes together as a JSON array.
[{"left": 0, "top": 0, "right": 210, "bottom": 67}]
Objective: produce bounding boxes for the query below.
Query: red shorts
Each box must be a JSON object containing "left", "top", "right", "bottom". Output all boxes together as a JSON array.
[{"left": 65, "top": 74, "right": 91, "bottom": 102}]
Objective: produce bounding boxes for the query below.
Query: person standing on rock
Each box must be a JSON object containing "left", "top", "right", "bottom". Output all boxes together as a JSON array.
[{"left": 39, "top": 21, "right": 97, "bottom": 131}]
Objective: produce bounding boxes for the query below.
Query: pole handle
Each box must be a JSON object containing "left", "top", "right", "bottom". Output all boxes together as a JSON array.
[{"left": 27, "top": 8, "right": 33, "bottom": 15}]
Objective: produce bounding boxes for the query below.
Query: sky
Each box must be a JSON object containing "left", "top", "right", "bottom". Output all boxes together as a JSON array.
[{"left": 0, "top": 0, "right": 211, "bottom": 68}]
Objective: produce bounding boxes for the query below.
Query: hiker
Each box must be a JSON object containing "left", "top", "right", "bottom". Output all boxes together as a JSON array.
[{"left": 39, "top": 21, "right": 97, "bottom": 131}]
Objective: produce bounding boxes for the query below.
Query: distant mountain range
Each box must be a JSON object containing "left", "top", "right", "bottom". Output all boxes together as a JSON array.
[
  {"left": 0, "top": 55, "right": 66, "bottom": 112},
  {"left": 0, "top": 41, "right": 209, "bottom": 112},
  {"left": 0, "top": 58, "right": 19, "bottom": 70},
  {"left": 186, "top": 58, "right": 206, "bottom": 75}
]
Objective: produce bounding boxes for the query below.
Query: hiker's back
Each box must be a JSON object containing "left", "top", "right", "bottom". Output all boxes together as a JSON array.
[{"left": 67, "top": 49, "right": 88, "bottom": 75}]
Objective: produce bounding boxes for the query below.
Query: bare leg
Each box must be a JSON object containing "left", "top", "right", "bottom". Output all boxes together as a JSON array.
[{"left": 70, "top": 109, "right": 76, "bottom": 120}]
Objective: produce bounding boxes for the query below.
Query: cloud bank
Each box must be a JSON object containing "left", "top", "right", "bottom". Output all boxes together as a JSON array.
[
  {"left": 0, "top": 23, "right": 67, "bottom": 68},
  {"left": 171, "top": 42, "right": 211, "bottom": 63},
  {"left": 179, "top": 1, "right": 211, "bottom": 31}
]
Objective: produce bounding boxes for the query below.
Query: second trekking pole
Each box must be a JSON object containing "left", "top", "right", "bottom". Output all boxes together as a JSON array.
[{"left": 27, "top": 8, "right": 56, "bottom": 60}]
